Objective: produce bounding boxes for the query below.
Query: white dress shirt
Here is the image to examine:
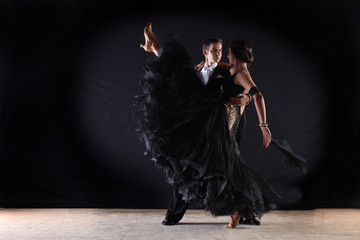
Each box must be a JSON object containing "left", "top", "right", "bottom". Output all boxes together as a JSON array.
[{"left": 199, "top": 63, "right": 218, "bottom": 85}]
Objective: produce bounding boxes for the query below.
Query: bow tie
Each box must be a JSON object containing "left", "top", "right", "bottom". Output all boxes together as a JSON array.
[{"left": 203, "top": 64, "right": 217, "bottom": 71}]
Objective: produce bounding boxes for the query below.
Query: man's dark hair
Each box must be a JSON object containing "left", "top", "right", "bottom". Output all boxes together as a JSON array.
[{"left": 202, "top": 37, "right": 223, "bottom": 50}]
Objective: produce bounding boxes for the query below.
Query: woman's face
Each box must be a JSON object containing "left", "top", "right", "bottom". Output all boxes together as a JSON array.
[{"left": 227, "top": 48, "right": 236, "bottom": 64}]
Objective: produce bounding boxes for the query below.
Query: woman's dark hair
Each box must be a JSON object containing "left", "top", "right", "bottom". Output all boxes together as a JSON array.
[{"left": 229, "top": 38, "right": 254, "bottom": 63}]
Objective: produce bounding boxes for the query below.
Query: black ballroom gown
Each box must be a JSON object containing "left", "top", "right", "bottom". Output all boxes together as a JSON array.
[{"left": 135, "top": 38, "right": 305, "bottom": 218}]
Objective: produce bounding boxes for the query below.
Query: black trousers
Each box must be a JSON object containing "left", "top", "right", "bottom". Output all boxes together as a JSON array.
[{"left": 165, "top": 189, "right": 190, "bottom": 223}]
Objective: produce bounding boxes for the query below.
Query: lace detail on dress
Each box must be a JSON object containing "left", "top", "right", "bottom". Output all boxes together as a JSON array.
[{"left": 224, "top": 102, "right": 241, "bottom": 136}]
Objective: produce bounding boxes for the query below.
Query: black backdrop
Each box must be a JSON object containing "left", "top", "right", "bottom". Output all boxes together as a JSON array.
[{"left": 0, "top": 0, "right": 359, "bottom": 209}]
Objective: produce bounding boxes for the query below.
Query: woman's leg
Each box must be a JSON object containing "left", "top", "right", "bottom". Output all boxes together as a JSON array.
[
  {"left": 225, "top": 211, "right": 241, "bottom": 228},
  {"left": 140, "top": 22, "right": 161, "bottom": 56}
]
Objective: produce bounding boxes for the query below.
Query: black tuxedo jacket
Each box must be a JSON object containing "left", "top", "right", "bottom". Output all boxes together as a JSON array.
[
  {"left": 196, "top": 66, "right": 231, "bottom": 96},
  {"left": 178, "top": 65, "right": 230, "bottom": 99}
]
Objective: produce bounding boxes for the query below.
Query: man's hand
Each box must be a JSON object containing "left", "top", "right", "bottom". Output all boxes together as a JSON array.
[{"left": 229, "top": 93, "right": 251, "bottom": 106}]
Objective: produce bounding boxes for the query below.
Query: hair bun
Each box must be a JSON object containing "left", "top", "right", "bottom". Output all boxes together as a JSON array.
[{"left": 230, "top": 39, "right": 254, "bottom": 63}]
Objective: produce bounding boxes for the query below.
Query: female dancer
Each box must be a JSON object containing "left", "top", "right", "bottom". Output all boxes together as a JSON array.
[{"left": 136, "top": 23, "right": 304, "bottom": 228}]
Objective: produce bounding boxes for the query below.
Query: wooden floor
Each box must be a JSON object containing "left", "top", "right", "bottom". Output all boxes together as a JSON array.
[{"left": 0, "top": 208, "right": 359, "bottom": 239}]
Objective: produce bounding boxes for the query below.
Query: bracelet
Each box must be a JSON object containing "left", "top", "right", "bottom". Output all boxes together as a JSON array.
[
  {"left": 246, "top": 93, "right": 253, "bottom": 106},
  {"left": 259, "top": 123, "right": 268, "bottom": 127}
]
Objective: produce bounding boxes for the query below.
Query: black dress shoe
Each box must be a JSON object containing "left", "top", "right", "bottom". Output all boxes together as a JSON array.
[
  {"left": 161, "top": 218, "right": 178, "bottom": 226},
  {"left": 238, "top": 217, "right": 261, "bottom": 225}
]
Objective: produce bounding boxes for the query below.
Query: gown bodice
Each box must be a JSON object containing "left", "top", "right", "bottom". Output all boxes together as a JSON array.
[
  {"left": 221, "top": 73, "right": 245, "bottom": 136},
  {"left": 221, "top": 73, "right": 245, "bottom": 100}
]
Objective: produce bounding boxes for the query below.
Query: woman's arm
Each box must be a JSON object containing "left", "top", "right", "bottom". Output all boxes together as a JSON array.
[
  {"left": 194, "top": 61, "right": 232, "bottom": 72},
  {"left": 217, "top": 62, "right": 233, "bottom": 70},
  {"left": 253, "top": 92, "right": 271, "bottom": 148},
  {"left": 234, "top": 71, "right": 271, "bottom": 148},
  {"left": 194, "top": 61, "right": 205, "bottom": 71},
  {"left": 253, "top": 92, "right": 266, "bottom": 125}
]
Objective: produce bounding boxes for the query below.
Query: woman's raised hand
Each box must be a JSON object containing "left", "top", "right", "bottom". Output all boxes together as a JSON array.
[{"left": 194, "top": 61, "right": 205, "bottom": 71}]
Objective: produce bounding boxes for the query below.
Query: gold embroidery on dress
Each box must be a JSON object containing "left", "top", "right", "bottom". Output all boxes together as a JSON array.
[{"left": 224, "top": 102, "right": 240, "bottom": 136}]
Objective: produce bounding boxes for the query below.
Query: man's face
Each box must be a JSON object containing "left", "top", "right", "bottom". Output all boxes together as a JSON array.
[{"left": 204, "top": 43, "right": 222, "bottom": 64}]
